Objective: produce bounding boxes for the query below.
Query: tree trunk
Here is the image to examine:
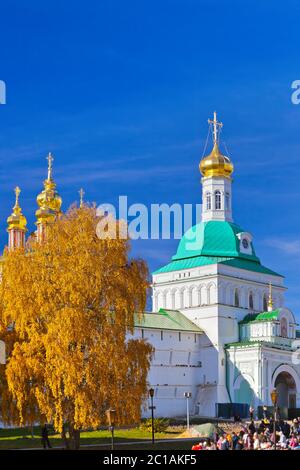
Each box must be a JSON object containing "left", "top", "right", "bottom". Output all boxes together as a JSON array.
[
  {"left": 61, "top": 424, "right": 70, "bottom": 449},
  {"left": 64, "top": 423, "right": 81, "bottom": 449},
  {"left": 74, "top": 429, "right": 80, "bottom": 450}
]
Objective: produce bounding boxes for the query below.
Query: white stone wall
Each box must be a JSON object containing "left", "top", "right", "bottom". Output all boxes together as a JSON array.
[
  {"left": 133, "top": 327, "right": 203, "bottom": 418},
  {"left": 153, "top": 264, "right": 285, "bottom": 315},
  {"left": 227, "top": 344, "right": 300, "bottom": 409}
]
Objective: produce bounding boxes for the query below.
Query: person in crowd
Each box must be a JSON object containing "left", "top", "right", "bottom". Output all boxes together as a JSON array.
[
  {"left": 281, "top": 420, "right": 290, "bottom": 438},
  {"left": 258, "top": 420, "right": 266, "bottom": 434},
  {"left": 231, "top": 431, "right": 239, "bottom": 450},
  {"left": 288, "top": 433, "right": 298, "bottom": 449},
  {"left": 220, "top": 435, "right": 229, "bottom": 450},
  {"left": 191, "top": 441, "right": 203, "bottom": 451},
  {"left": 41, "top": 424, "right": 52, "bottom": 449},
  {"left": 262, "top": 405, "right": 268, "bottom": 420},
  {"left": 204, "top": 438, "right": 216, "bottom": 450},
  {"left": 291, "top": 418, "right": 298, "bottom": 434},
  {"left": 253, "top": 432, "right": 260, "bottom": 450},
  {"left": 249, "top": 420, "right": 256, "bottom": 435},
  {"left": 235, "top": 437, "right": 244, "bottom": 450},
  {"left": 278, "top": 431, "right": 287, "bottom": 449}
]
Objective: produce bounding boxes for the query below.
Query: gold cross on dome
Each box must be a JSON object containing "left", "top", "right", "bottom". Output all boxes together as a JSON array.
[
  {"left": 14, "top": 186, "right": 21, "bottom": 206},
  {"left": 208, "top": 111, "right": 223, "bottom": 145},
  {"left": 268, "top": 282, "right": 273, "bottom": 309},
  {"left": 47, "top": 152, "right": 54, "bottom": 180},
  {"left": 79, "top": 188, "right": 85, "bottom": 207}
]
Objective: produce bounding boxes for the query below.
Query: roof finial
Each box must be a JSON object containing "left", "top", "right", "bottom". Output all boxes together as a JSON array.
[
  {"left": 47, "top": 152, "right": 54, "bottom": 180},
  {"left": 7, "top": 185, "right": 27, "bottom": 234},
  {"left": 268, "top": 282, "right": 274, "bottom": 312},
  {"left": 208, "top": 111, "right": 223, "bottom": 146},
  {"left": 79, "top": 188, "right": 85, "bottom": 208},
  {"left": 14, "top": 186, "right": 21, "bottom": 208}
]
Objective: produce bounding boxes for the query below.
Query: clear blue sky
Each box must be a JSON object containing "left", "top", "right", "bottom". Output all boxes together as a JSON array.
[{"left": 0, "top": 1, "right": 300, "bottom": 314}]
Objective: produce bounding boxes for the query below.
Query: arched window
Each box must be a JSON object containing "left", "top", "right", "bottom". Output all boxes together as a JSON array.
[
  {"left": 281, "top": 317, "right": 288, "bottom": 338},
  {"left": 249, "top": 292, "right": 254, "bottom": 310},
  {"left": 225, "top": 192, "right": 230, "bottom": 210},
  {"left": 234, "top": 289, "right": 239, "bottom": 307},
  {"left": 215, "top": 190, "right": 221, "bottom": 210},
  {"left": 263, "top": 294, "right": 268, "bottom": 312},
  {"left": 206, "top": 192, "right": 211, "bottom": 210}
]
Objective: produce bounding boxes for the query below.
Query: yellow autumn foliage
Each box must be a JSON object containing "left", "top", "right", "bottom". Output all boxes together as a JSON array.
[{"left": 0, "top": 205, "right": 153, "bottom": 441}]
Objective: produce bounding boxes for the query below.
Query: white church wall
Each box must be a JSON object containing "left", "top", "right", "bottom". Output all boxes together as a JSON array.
[
  {"left": 153, "top": 265, "right": 286, "bottom": 320},
  {"left": 227, "top": 344, "right": 300, "bottom": 410},
  {"left": 133, "top": 327, "right": 203, "bottom": 417},
  {"left": 226, "top": 345, "right": 261, "bottom": 406}
]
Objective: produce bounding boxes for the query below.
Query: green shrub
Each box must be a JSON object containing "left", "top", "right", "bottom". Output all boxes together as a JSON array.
[{"left": 140, "top": 418, "right": 170, "bottom": 433}]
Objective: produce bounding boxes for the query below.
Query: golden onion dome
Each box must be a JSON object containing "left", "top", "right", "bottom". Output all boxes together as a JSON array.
[
  {"left": 199, "top": 112, "right": 234, "bottom": 179},
  {"left": 36, "top": 181, "right": 62, "bottom": 212},
  {"left": 36, "top": 153, "right": 62, "bottom": 224},
  {"left": 199, "top": 142, "right": 234, "bottom": 178},
  {"left": 7, "top": 186, "right": 27, "bottom": 232},
  {"left": 35, "top": 205, "right": 56, "bottom": 224}
]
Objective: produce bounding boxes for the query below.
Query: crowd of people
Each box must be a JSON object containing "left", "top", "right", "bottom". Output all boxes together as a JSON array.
[{"left": 191, "top": 416, "right": 300, "bottom": 451}]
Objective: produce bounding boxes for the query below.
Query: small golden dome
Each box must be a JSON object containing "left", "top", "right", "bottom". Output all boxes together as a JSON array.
[
  {"left": 7, "top": 187, "right": 27, "bottom": 232},
  {"left": 36, "top": 153, "right": 62, "bottom": 225},
  {"left": 199, "top": 112, "right": 234, "bottom": 179},
  {"left": 199, "top": 142, "right": 234, "bottom": 178}
]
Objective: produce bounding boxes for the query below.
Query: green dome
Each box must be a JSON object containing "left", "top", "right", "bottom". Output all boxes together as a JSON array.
[{"left": 172, "top": 221, "right": 259, "bottom": 262}]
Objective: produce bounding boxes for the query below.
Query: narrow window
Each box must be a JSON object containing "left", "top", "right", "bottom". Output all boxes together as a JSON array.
[
  {"left": 206, "top": 192, "right": 211, "bottom": 210},
  {"left": 281, "top": 317, "right": 288, "bottom": 338},
  {"left": 215, "top": 190, "right": 221, "bottom": 210},
  {"left": 225, "top": 193, "right": 230, "bottom": 210},
  {"left": 179, "top": 332, "right": 181, "bottom": 342},
  {"left": 234, "top": 289, "right": 239, "bottom": 307},
  {"left": 161, "top": 330, "right": 163, "bottom": 341},
  {"left": 141, "top": 329, "right": 144, "bottom": 339},
  {"left": 249, "top": 292, "right": 254, "bottom": 310}
]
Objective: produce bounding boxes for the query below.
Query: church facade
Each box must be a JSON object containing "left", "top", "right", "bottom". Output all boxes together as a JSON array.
[
  {"left": 134, "top": 113, "right": 300, "bottom": 419},
  {"left": 4, "top": 114, "right": 300, "bottom": 420}
]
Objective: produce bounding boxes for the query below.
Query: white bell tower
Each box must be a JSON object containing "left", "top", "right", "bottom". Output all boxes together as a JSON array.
[{"left": 200, "top": 112, "right": 234, "bottom": 222}]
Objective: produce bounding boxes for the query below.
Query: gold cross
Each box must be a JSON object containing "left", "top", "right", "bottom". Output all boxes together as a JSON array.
[
  {"left": 14, "top": 186, "right": 21, "bottom": 206},
  {"left": 79, "top": 188, "right": 85, "bottom": 208},
  {"left": 268, "top": 282, "right": 273, "bottom": 309},
  {"left": 47, "top": 152, "right": 54, "bottom": 180},
  {"left": 208, "top": 111, "right": 223, "bottom": 145}
]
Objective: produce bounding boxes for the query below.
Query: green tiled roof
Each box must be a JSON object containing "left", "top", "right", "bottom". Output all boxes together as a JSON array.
[
  {"left": 225, "top": 341, "right": 263, "bottom": 349},
  {"left": 152, "top": 220, "right": 282, "bottom": 277},
  {"left": 172, "top": 221, "right": 259, "bottom": 262},
  {"left": 153, "top": 255, "right": 230, "bottom": 273},
  {"left": 225, "top": 340, "right": 292, "bottom": 351},
  {"left": 153, "top": 255, "right": 281, "bottom": 276},
  {"left": 134, "top": 308, "right": 202, "bottom": 333},
  {"left": 239, "top": 309, "right": 281, "bottom": 324},
  {"left": 219, "top": 258, "right": 281, "bottom": 276}
]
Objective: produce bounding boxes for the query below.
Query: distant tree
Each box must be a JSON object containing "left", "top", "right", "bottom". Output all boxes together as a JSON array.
[{"left": 0, "top": 205, "right": 153, "bottom": 448}]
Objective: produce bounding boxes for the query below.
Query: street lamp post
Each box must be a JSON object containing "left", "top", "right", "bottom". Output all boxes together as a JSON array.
[
  {"left": 105, "top": 408, "right": 116, "bottom": 451},
  {"left": 149, "top": 388, "right": 156, "bottom": 445},
  {"left": 184, "top": 392, "right": 192, "bottom": 430},
  {"left": 270, "top": 389, "right": 278, "bottom": 451}
]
